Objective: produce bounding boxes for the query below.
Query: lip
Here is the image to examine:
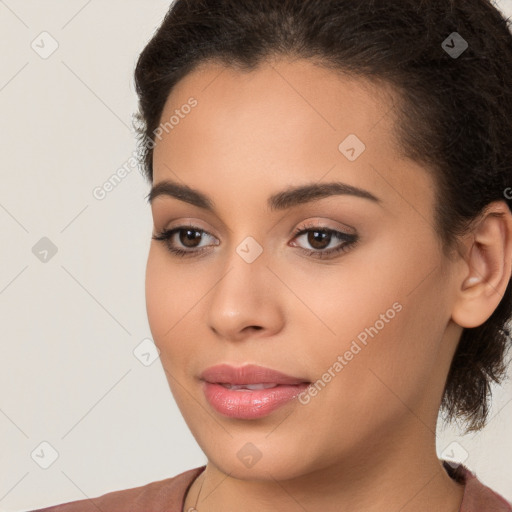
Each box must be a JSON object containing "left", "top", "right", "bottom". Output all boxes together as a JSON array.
[
  {"left": 199, "top": 363, "right": 309, "bottom": 385},
  {"left": 199, "top": 364, "right": 310, "bottom": 419}
]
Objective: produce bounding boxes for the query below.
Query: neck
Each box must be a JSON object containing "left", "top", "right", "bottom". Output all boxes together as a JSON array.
[{"left": 183, "top": 426, "right": 465, "bottom": 512}]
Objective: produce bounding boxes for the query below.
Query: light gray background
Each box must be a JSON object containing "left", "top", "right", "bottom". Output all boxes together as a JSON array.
[{"left": 1, "top": 1, "right": 511, "bottom": 510}]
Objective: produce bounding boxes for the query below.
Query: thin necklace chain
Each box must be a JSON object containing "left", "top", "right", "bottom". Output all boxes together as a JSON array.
[{"left": 184, "top": 470, "right": 206, "bottom": 512}]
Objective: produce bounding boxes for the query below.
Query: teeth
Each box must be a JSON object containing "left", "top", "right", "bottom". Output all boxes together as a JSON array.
[{"left": 220, "top": 383, "right": 279, "bottom": 390}]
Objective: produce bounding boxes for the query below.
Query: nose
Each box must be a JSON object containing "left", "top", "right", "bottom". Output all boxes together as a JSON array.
[{"left": 206, "top": 243, "right": 285, "bottom": 343}]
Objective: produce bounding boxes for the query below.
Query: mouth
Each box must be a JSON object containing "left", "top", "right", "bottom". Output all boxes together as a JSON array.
[
  {"left": 199, "top": 363, "right": 311, "bottom": 419},
  {"left": 217, "top": 383, "right": 283, "bottom": 390},
  {"left": 199, "top": 363, "right": 310, "bottom": 386}
]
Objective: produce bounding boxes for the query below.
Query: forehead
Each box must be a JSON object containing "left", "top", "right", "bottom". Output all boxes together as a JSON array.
[
  {"left": 154, "top": 58, "right": 398, "bottom": 171},
  {"left": 151, "top": 57, "right": 435, "bottom": 225},
  {"left": 158, "top": 57, "right": 399, "bottom": 149}
]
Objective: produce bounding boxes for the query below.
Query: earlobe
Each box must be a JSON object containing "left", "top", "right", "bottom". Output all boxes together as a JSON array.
[{"left": 451, "top": 201, "right": 512, "bottom": 329}]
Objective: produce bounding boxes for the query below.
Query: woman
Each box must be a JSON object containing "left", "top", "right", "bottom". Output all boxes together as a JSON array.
[{"left": 33, "top": 0, "right": 512, "bottom": 510}]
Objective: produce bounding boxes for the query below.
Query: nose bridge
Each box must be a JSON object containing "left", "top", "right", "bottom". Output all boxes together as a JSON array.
[
  {"left": 206, "top": 232, "right": 282, "bottom": 337},
  {"left": 234, "top": 234, "right": 265, "bottom": 266},
  {"left": 215, "top": 233, "right": 268, "bottom": 304}
]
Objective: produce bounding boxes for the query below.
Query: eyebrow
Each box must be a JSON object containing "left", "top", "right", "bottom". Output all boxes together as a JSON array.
[{"left": 146, "top": 179, "right": 381, "bottom": 211}]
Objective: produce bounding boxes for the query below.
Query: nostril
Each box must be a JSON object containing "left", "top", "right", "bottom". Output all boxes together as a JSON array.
[{"left": 244, "top": 325, "right": 263, "bottom": 332}]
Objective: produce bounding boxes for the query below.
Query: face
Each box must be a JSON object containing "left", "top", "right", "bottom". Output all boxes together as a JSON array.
[{"left": 145, "top": 58, "right": 462, "bottom": 481}]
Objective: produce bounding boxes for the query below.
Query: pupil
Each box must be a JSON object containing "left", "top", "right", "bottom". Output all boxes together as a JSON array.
[
  {"left": 309, "top": 230, "right": 330, "bottom": 249},
  {"left": 180, "top": 229, "right": 201, "bottom": 247}
]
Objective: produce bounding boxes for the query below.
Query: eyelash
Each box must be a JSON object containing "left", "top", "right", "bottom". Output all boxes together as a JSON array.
[{"left": 152, "top": 222, "right": 359, "bottom": 260}]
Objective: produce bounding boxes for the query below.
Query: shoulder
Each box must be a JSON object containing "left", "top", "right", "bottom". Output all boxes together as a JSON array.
[
  {"left": 29, "top": 465, "right": 206, "bottom": 512},
  {"left": 442, "top": 460, "right": 512, "bottom": 512}
]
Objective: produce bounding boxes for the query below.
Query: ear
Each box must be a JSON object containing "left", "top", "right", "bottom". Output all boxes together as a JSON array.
[{"left": 451, "top": 201, "right": 512, "bottom": 329}]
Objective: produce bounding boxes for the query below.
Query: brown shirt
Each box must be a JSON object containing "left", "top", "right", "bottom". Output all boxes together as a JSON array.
[{"left": 30, "top": 461, "right": 511, "bottom": 512}]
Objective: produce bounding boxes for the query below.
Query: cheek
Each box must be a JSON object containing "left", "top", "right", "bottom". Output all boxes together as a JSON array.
[
  {"left": 145, "top": 249, "right": 171, "bottom": 340},
  {"left": 145, "top": 247, "right": 199, "bottom": 341},
  {"left": 145, "top": 247, "right": 216, "bottom": 389},
  {"left": 287, "top": 237, "right": 448, "bottom": 414},
  {"left": 144, "top": 248, "right": 193, "bottom": 372}
]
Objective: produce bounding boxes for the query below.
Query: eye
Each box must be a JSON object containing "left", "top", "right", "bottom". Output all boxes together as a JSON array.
[
  {"left": 152, "top": 222, "right": 359, "bottom": 260},
  {"left": 152, "top": 225, "right": 218, "bottom": 258},
  {"left": 290, "top": 222, "right": 359, "bottom": 259}
]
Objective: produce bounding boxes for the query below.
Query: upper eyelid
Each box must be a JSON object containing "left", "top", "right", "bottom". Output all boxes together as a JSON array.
[
  {"left": 164, "top": 222, "right": 354, "bottom": 245},
  {"left": 152, "top": 203, "right": 361, "bottom": 236},
  {"left": 163, "top": 215, "right": 355, "bottom": 234},
  {"left": 165, "top": 221, "right": 349, "bottom": 233},
  {"left": 294, "top": 220, "right": 355, "bottom": 234}
]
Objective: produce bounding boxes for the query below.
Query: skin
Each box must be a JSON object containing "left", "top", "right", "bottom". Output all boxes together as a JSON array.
[{"left": 145, "top": 57, "right": 512, "bottom": 512}]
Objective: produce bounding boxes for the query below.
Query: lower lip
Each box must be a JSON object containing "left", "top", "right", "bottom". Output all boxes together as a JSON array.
[{"left": 202, "top": 381, "right": 309, "bottom": 419}]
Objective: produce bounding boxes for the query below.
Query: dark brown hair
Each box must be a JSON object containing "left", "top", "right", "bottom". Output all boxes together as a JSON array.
[{"left": 133, "top": 0, "right": 512, "bottom": 433}]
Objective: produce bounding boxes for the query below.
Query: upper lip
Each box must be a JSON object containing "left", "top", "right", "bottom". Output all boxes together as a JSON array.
[{"left": 200, "top": 364, "right": 310, "bottom": 385}]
